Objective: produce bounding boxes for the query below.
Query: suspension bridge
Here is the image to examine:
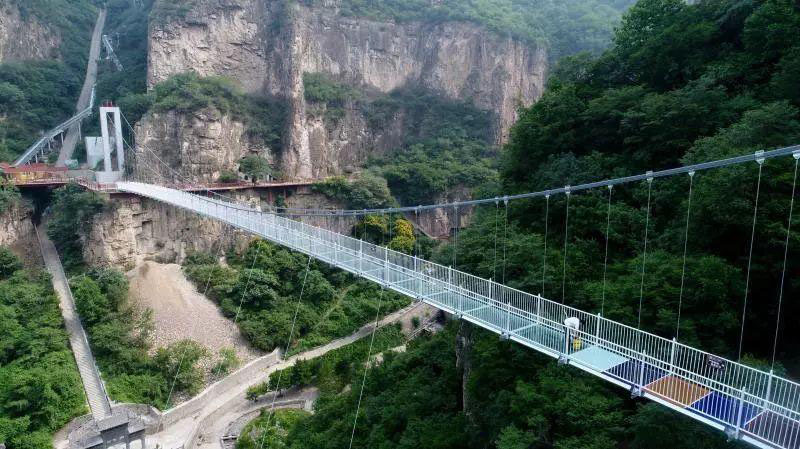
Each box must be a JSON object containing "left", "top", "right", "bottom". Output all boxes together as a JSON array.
[
  {"left": 105, "top": 141, "right": 800, "bottom": 449},
  {"left": 9, "top": 96, "right": 800, "bottom": 448}
]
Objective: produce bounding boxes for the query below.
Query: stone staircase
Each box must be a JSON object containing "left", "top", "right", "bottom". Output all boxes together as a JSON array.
[{"left": 36, "top": 224, "right": 112, "bottom": 419}]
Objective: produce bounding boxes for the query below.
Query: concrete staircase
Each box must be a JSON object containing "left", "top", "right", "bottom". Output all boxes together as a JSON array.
[{"left": 36, "top": 224, "right": 111, "bottom": 419}]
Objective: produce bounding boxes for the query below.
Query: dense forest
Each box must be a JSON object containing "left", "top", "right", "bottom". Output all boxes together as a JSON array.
[
  {"left": 0, "top": 248, "right": 86, "bottom": 448},
  {"left": 183, "top": 239, "right": 411, "bottom": 355}
]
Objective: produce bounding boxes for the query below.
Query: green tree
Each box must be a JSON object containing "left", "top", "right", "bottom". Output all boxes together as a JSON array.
[
  {"left": 239, "top": 155, "right": 272, "bottom": 183},
  {"left": 0, "top": 248, "right": 22, "bottom": 280}
]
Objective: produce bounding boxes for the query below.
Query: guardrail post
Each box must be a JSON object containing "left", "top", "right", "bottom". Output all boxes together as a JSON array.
[
  {"left": 632, "top": 353, "right": 647, "bottom": 398},
  {"left": 504, "top": 288, "right": 512, "bottom": 337},
  {"left": 735, "top": 388, "right": 747, "bottom": 439},
  {"left": 359, "top": 239, "right": 363, "bottom": 274},
  {"left": 559, "top": 325, "right": 569, "bottom": 365},
  {"left": 669, "top": 338, "right": 677, "bottom": 376},
  {"left": 536, "top": 295, "right": 541, "bottom": 325},
  {"left": 384, "top": 248, "right": 389, "bottom": 286},
  {"left": 763, "top": 369, "right": 774, "bottom": 411},
  {"left": 595, "top": 313, "right": 601, "bottom": 344}
]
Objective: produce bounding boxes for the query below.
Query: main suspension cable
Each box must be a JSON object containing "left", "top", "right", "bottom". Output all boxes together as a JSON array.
[
  {"left": 738, "top": 159, "right": 765, "bottom": 361},
  {"left": 771, "top": 153, "right": 799, "bottom": 370}
]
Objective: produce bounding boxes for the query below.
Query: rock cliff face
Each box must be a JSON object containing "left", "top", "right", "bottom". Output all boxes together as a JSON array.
[
  {"left": 0, "top": 4, "right": 61, "bottom": 62},
  {"left": 135, "top": 107, "right": 272, "bottom": 183},
  {"left": 146, "top": 0, "right": 547, "bottom": 179},
  {"left": 0, "top": 201, "right": 39, "bottom": 266},
  {"left": 82, "top": 194, "right": 244, "bottom": 268},
  {"left": 82, "top": 188, "right": 347, "bottom": 268}
]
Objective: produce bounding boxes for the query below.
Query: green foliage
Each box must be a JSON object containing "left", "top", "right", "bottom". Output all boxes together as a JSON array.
[
  {"left": 0, "top": 180, "right": 21, "bottom": 214},
  {"left": 303, "top": 72, "right": 360, "bottom": 105},
  {"left": 312, "top": 174, "right": 397, "bottom": 209},
  {"left": 0, "top": 62, "right": 82, "bottom": 161},
  {"left": 154, "top": 340, "right": 209, "bottom": 399},
  {"left": 0, "top": 248, "right": 22, "bottom": 280},
  {"left": 236, "top": 409, "right": 310, "bottom": 449},
  {"left": 239, "top": 155, "right": 273, "bottom": 183},
  {"left": 218, "top": 170, "right": 239, "bottom": 184},
  {"left": 70, "top": 266, "right": 206, "bottom": 409},
  {"left": 146, "top": 72, "right": 287, "bottom": 150},
  {"left": 94, "top": 0, "right": 157, "bottom": 127},
  {"left": 246, "top": 324, "right": 404, "bottom": 400},
  {"left": 363, "top": 89, "right": 498, "bottom": 205},
  {"left": 212, "top": 347, "right": 240, "bottom": 377},
  {"left": 499, "top": 0, "right": 800, "bottom": 367},
  {"left": 184, "top": 240, "right": 410, "bottom": 355},
  {"left": 150, "top": 0, "right": 196, "bottom": 26},
  {"left": 0, "top": 253, "right": 86, "bottom": 448},
  {"left": 46, "top": 184, "right": 106, "bottom": 272}
]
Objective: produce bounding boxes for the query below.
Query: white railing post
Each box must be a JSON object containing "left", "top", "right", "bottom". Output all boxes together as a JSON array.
[
  {"left": 735, "top": 388, "right": 747, "bottom": 439},
  {"left": 359, "top": 239, "right": 363, "bottom": 275},
  {"left": 763, "top": 370, "right": 774, "bottom": 411},
  {"left": 414, "top": 255, "right": 419, "bottom": 298},
  {"left": 633, "top": 353, "right": 647, "bottom": 398},
  {"left": 595, "top": 313, "right": 601, "bottom": 345},
  {"left": 669, "top": 338, "right": 676, "bottom": 376},
  {"left": 504, "top": 288, "right": 512, "bottom": 336},
  {"left": 536, "top": 295, "right": 541, "bottom": 325},
  {"left": 384, "top": 248, "right": 389, "bottom": 285}
]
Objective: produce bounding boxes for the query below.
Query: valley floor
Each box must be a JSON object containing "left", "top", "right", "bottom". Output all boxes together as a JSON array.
[{"left": 127, "top": 261, "right": 262, "bottom": 371}]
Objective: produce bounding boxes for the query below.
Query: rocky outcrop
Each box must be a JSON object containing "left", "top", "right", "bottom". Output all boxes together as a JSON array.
[
  {"left": 0, "top": 201, "right": 38, "bottom": 265},
  {"left": 146, "top": 0, "right": 547, "bottom": 180},
  {"left": 135, "top": 107, "right": 272, "bottom": 184},
  {"left": 0, "top": 4, "right": 60, "bottom": 62},
  {"left": 82, "top": 187, "right": 348, "bottom": 268},
  {"left": 82, "top": 194, "right": 247, "bottom": 268}
]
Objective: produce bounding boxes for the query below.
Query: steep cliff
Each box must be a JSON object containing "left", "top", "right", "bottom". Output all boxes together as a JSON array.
[
  {"left": 135, "top": 107, "right": 273, "bottom": 183},
  {"left": 0, "top": 201, "right": 37, "bottom": 265},
  {"left": 145, "top": 0, "right": 547, "bottom": 179},
  {"left": 0, "top": 3, "right": 61, "bottom": 63},
  {"left": 82, "top": 187, "right": 346, "bottom": 268}
]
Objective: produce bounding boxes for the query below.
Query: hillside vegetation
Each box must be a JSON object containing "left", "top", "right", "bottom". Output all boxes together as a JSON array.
[
  {"left": 0, "top": 249, "right": 86, "bottom": 449},
  {"left": 0, "top": 0, "right": 96, "bottom": 161},
  {"left": 183, "top": 239, "right": 411, "bottom": 355}
]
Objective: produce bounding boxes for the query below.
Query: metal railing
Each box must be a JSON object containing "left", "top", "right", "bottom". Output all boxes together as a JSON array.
[{"left": 116, "top": 181, "right": 800, "bottom": 449}]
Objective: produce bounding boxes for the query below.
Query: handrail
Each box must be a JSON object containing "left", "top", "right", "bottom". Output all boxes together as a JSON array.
[{"left": 116, "top": 180, "right": 800, "bottom": 449}]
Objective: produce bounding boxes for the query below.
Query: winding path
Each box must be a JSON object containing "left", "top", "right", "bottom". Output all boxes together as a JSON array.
[{"left": 148, "top": 302, "right": 432, "bottom": 449}]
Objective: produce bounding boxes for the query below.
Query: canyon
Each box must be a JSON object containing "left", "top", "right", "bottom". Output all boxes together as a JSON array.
[{"left": 142, "top": 0, "right": 547, "bottom": 181}]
